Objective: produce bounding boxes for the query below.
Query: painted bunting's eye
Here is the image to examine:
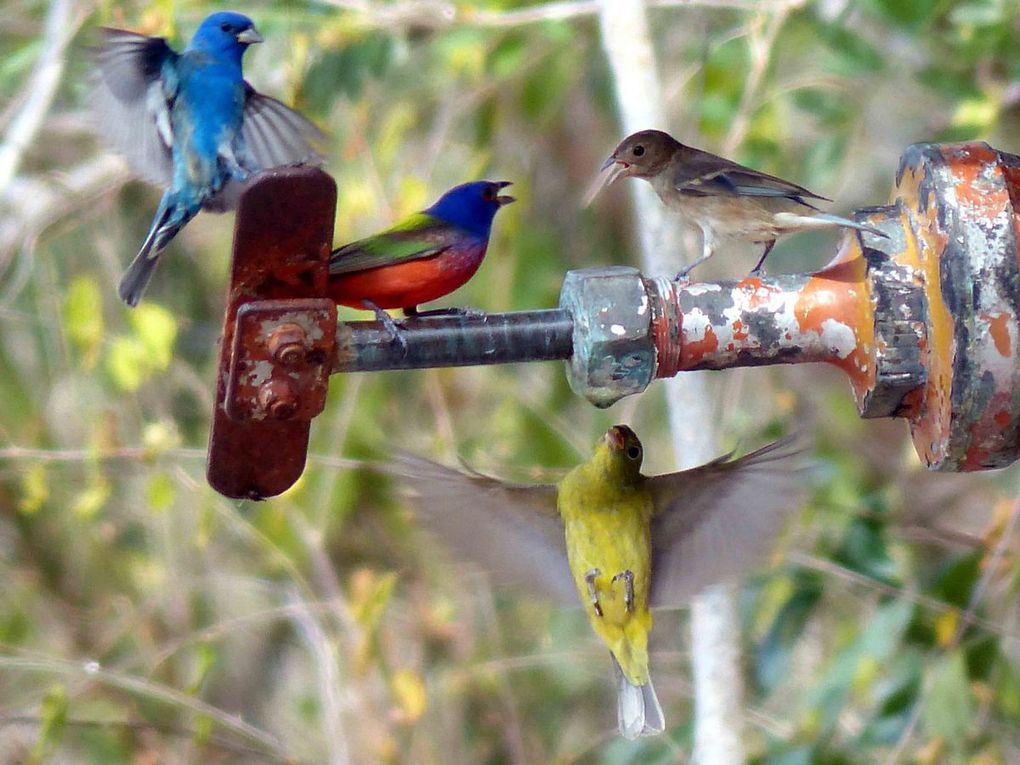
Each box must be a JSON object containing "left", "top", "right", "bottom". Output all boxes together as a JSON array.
[
  {"left": 627, "top": 445, "right": 641, "bottom": 460},
  {"left": 632, "top": 145, "right": 645, "bottom": 157}
]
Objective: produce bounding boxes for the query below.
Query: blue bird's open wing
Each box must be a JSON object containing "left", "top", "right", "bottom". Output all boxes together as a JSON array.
[{"left": 91, "top": 28, "right": 177, "bottom": 187}]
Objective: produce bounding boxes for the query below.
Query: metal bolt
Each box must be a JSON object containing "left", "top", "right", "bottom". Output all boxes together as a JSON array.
[
  {"left": 266, "top": 323, "right": 308, "bottom": 367},
  {"left": 258, "top": 378, "right": 299, "bottom": 420}
]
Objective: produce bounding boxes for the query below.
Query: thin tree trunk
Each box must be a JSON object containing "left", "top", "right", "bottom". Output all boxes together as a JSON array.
[{"left": 596, "top": 2, "right": 745, "bottom": 762}]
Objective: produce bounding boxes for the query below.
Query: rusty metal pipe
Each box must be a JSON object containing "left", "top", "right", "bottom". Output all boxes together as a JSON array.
[
  {"left": 332, "top": 310, "right": 573, "bottom": 372},
  {"left": 208, "top": 142, "right": 1020, "bottom": 499}
]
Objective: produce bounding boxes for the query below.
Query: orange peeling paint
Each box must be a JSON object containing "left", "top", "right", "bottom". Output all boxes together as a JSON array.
[
  {"left": 792, "top": 261, "right": 875, "bottom": 399},
  {"left": 681, "top": 324, "right": 718, "bottom": 366},
  {"left": 984, "top": 311, "right": 1011, "bottom": 357}
]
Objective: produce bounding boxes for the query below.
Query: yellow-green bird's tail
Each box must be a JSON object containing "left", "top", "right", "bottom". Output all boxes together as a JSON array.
[{"left": 612, "top": 654, "right": 664, "bottom": 740}]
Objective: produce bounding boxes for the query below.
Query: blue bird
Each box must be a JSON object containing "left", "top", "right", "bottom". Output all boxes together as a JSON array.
[{"left": 92, "top": 12, "right": 325, "bottom": 306}]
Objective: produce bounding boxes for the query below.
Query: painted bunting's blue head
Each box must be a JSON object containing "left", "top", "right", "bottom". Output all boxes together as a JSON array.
[
  {"left": 189, "top": 12, "right": 263, "bottom": 60},
  {"left": 424, "top": 181, "right": 515, "bottom": 238}
]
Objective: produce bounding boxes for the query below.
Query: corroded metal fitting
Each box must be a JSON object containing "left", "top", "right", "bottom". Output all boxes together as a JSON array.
[{"left": 559, "top": 267, "right": 656, "bottom": 408}]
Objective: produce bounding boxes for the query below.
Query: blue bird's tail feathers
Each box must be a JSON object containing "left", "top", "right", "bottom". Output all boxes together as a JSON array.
[{"left": 118, "top": 191, "right": 199, "bottom": 306}]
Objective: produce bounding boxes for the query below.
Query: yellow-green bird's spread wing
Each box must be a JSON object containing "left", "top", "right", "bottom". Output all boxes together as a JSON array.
[
  {"left": 390, "top": 453, "right": 577, "bottom": 604},
  {"left": 645, "top": 436, "right": 805, "bottom": 608}
]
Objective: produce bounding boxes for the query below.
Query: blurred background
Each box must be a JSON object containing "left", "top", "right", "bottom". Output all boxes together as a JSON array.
[{"left": 2, "top": 0, "right": 1020, "bottom": 762}]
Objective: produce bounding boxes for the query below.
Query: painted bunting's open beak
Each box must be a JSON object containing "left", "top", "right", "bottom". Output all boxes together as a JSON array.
[
  {"left": 583, "top": 156, "right": 630, "bottom": 207},
  {"left": 495, "top": 180, "right": 515, "bottom": 206},
  {"left": 236, "top": 27, "right": 263, "bottom": 45}
]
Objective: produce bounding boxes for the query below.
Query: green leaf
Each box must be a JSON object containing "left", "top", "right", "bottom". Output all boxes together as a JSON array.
[
  {"left": 30, "top": 683, "right": 67, "bottom": 765},
  {"left": 922, "top": 650, "right": 973, "bottom": 752},
  {"left": 63, "top": 276, "right": 104, "bottom": 369},
  {"left": 128, "top": 304, "right": 178, "bottom": 370}
]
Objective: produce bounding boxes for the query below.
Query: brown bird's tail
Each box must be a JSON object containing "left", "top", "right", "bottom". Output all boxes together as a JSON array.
[
  {"left": 774, "top": 210, "right": 888, "bottom": 239},
  {"left": 612, "top": 654, "right": 664, "bottom": 740}
]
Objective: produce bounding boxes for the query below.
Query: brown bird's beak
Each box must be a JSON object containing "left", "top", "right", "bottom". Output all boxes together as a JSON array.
[
  {"left": 583, "top": 156, "right": 630, "bottom": 207},
  {"left": 236, "top": 27, "right": 263, "bottom": 44},
  {"left": 495, "top": 180, "right": 515, "bottom": 206}
]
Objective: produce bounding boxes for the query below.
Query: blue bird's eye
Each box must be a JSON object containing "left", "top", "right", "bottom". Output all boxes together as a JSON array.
[
  {"left": 481, "top": 185, "right": 497, "bottom": 202},
  {"left": 220, "top": 22, "right": 232, "bottom": 32}
]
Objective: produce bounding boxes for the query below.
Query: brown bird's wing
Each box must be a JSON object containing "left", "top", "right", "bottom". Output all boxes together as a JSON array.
[
  {"left": 671, "top": 148, "right": 829, "bottom": 204},
  {"left": 389, "top": 454, "right": 577, "bottom": 604},
  {"left": 645, "top": 436, "right": 805, "bottom": 608}
]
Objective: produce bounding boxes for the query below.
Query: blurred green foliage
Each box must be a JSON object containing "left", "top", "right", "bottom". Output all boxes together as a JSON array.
[{"left": 2, "top": 0, "right": 1020, "bottom": 763}]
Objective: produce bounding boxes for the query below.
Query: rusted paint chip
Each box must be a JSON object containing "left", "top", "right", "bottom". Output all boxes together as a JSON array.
[{"left": 225, "top": 299, "right": 337, "bottom": 422}]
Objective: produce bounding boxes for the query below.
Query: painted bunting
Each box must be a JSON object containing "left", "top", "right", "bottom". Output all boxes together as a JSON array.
[
  {"left": 327, "top": 181, "right": 515, "bottom": 328},
  {"left": 587, "top": 129, "right": 886, "bottom": 277},
  {"left": 393, "top": 426, "right": 803, "bottom": 739},
  {"left": 92, "top": 12, "right": 325, "bottom": 306}
]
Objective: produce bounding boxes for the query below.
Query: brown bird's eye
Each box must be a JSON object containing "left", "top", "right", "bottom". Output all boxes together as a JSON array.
[
  {"left": 627, "top": 445, "right": 641, "bottom": 460},
  {"left": 632, "top": 145, "right": 645, "bottom": 157}
]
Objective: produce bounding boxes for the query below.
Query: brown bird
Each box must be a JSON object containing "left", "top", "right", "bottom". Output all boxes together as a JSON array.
[{"left": 587, "top": 129, "right": 886, "bottom": 277}]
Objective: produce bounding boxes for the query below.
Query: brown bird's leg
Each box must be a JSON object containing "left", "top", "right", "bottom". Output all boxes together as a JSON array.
[
  {"left": 612, "top": 570, "right": 635, "bottom": 613},
  {"left": 585, "top": 569, "right": 603, "bottom": 617},
  {"left": 750, "top": 240, "right": 776, "bottom": 275},
  {"left": 363, "top": 300, "right": 408, "bottom": 353},
  {"left": 403, "top": 305, "right": 485, "bottom": 318},
  {"left": 675, "top": 226, "right": 715, "bottom": 281}
]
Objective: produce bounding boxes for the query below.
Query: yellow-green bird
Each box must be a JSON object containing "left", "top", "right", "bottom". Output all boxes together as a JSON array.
[{"left": 394, "top": 425, "right": 803, "bottom": 739}]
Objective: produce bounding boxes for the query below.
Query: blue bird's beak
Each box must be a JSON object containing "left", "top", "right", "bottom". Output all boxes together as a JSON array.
[
  {"left": 495, "top": 180, "right": 515, "bottom": 206},
  {"left": 236, "top": 27, "right": 263, "bottom": 45}
]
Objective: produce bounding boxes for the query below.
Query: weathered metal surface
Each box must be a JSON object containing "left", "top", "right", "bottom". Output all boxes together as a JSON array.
[
  {"left": 225, "top": 299, "right": 336, "bottom": 421},
  {"left": 559, "top": 267, "right": 656, "bottom": 408},
  {"left": 204, "top": 141, "right": 1020, "bottom": 501},
  {"left": 855, "top": 202, "right": 928, "bottom": 418},
  {"left": 894, "top": 143, "right": 1020, "bottom": 470},
  {"left": 207, "top": 167, "right": 336, "bottom": 500},
  {"left": 333, "top": 310, "right": 573, "bottom": 372}
]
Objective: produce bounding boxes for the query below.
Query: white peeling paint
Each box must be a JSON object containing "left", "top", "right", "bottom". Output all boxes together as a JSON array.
[
  {"left": 610, "top": 324, "right": 627, "bottom": 336},
  {"left": 683, "top": 308, "right": 711, "bottom": 343},
  {"left": 684, "top": 283, "right": 723, "bottom": 296},
  {"left": 819, "top": 319, "right": 857, "bottom": 359}
]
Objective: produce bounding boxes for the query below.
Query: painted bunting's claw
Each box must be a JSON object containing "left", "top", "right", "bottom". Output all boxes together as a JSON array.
[
  {"left": 362, "top": 299, "right": 408, "bottom": 355},
  {"left": 613, "top": 570, "right": 635, "bottom": 613},
  {"left": 404, "top": 306, "right": 486, "bottom": 319},
  {"left": 585, "top": 569, "right": 603, "bottom": 617}
]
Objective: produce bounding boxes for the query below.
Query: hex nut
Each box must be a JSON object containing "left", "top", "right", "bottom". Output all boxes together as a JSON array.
[{"left": 559, "top": 267, "right": 656, "bottom": 408}]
